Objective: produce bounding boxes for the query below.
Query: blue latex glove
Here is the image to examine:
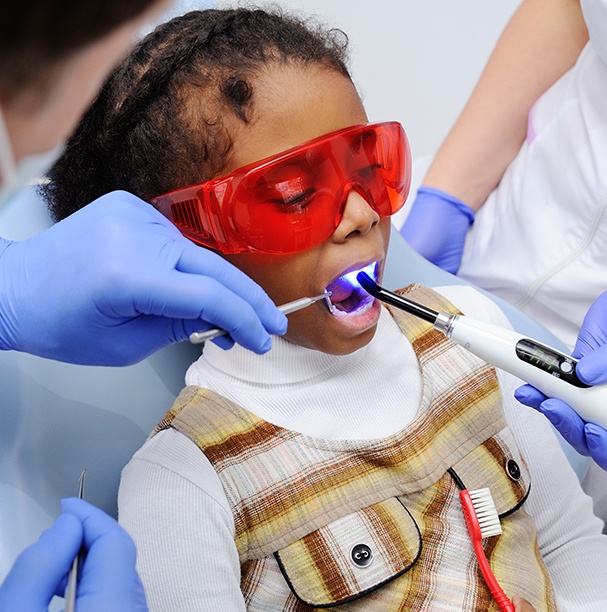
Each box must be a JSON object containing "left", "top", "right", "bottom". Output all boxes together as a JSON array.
[
  {"left": 0, "top": 498, "right": 147, "bottom": 612},
  {"left": 399, "top": 186, "right": 475, "bottom": 274},
  {"left": 515, "top": 291, "right": 607, "bottom": 470},
  {"left": 0, "top": 191, "right": 287, "bottom": 365}
]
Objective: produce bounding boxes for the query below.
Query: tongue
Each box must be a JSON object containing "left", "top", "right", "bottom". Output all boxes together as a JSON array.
[{"left": 325, "top": 276, "right": 355, "bottom": 304}]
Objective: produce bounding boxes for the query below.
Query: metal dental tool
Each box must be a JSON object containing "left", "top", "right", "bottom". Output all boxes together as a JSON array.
[
  {"left": 357, "top": 271, "right": 607, "bottom": 430},
  {"left": 189, "top": 292, "right": 332, "bottom": 345},
  {"left": 65, "top": 468, "right": 87, "bottom": 612}
]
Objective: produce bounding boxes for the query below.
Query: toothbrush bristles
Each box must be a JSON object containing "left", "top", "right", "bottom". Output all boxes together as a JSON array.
[{"left": 469, "top": 488, "right": 502, "bottom": 538}]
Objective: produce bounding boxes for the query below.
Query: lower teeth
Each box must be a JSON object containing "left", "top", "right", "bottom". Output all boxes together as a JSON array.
[{"left": 333, "top": 295, "right": 371, "bottom": 316}]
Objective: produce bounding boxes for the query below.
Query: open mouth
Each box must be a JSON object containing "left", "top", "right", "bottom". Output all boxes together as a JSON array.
[{"left": 324, "top": 262, "right": 378, "bottom": 316}]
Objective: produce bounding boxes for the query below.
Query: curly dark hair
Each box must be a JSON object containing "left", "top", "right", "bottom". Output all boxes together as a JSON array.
[{"left": 42, "top": 7, "right": 351, "bottom": 222}]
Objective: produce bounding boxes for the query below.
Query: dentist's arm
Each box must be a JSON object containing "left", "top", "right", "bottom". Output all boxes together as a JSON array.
[
  {"left": 0, "top": 191, "right": 287, "bottom": 366},
  {"left": 515, "top": 291, "right": 607, "bottom": 470},
  {"left": 401, "top": 0, "right": 587, "bottom": 272},
  {"left": 0, "top": 498, "right": 148, "bottom": 612}
]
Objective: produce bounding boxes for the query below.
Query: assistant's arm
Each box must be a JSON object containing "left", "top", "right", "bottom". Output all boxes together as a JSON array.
[
  {"left": 0, "top": 191, "right": 287, "bottom": 366},
  {"left": 424, "top": 0, "right": 587, "bottom": 208},
  {"left": 401, "top": 0, "right": 588, "bottom": 273}
]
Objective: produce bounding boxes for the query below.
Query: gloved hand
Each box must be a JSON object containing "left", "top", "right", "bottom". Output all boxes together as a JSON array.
[
  {"left": 515, "top": 291, "right": 607, "bottom": 470},
  {"left": 399, "top": 186, "right": 475, "bottom": 274},
  {"left": 0, "top": 498, "right": 147, "bottom": 612},
  {"left": 0, "top": 191, "right": 287, "bottom": 365}
]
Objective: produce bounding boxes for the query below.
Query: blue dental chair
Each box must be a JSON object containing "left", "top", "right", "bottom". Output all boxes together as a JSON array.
[{"left": 0, "top": 186, "right": 589, "bottom": 601}]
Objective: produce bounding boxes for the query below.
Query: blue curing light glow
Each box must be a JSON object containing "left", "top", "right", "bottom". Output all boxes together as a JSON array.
[{"left": 342, "top": 262, "right": 376, "bottom": 288}]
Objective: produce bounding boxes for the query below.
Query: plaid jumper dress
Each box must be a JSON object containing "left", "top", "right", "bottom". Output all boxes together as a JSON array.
[{"left": 154, "top": 285, "right": 558, "bottom": 611}]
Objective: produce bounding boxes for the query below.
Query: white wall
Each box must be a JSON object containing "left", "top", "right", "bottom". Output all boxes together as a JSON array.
[{"left": 217, "top": 0, "right": 520, "bottom": 159}]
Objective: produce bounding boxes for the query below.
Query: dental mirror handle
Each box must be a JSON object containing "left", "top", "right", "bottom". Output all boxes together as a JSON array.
[
  {"left": 357, "top": 271, "right": 607, "bottom": 430},
  {"left": 189, "top": 292, "right": 331, "bottom": 344}
]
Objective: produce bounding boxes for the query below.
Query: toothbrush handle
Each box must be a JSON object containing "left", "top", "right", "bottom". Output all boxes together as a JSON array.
[
  {"left": 445, "top": 316, "right": 607, "bottom": 430},
  {"left": 460, "top": 490, "right": 515, "bottom": 612}
]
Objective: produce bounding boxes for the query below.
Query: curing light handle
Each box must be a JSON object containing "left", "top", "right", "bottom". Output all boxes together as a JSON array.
[
  {"left": 356, "top": 272, "right": 607, "bottom": 430},
  {"left": 438, "top": 313, "right": 607, "bottom": 430}
]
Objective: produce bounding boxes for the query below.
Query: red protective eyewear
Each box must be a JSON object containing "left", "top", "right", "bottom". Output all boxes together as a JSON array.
[{"left": 151, "top": 121, "right": 411, "bottom": 254}]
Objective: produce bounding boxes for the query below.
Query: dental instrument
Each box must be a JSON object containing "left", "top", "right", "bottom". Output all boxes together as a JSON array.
[
  {"left": 65, "top": 468, "right": 86, "bottom": 612},
  {"left": 357, "top": 272, "right": 607, "bottom": 430},
  {"left": 189, "top": 292, "right": 332, "bottom": 344}
]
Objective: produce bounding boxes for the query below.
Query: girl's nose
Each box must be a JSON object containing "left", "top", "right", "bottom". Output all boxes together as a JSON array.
[{"left": 332, "top": 189, "right": 380, "bottom": 242}]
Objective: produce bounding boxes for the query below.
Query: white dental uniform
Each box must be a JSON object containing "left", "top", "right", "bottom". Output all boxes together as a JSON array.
[{"left": 457, "top": 0, "right": 607, "bottom": 352}]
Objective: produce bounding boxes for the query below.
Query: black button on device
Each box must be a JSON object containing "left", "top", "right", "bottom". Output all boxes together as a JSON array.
[
  {"left": 506, "top": 459, "right": 521, "bottom": 481},
  {"left": 351, "top": 543, "right": 373, "bottom": 567}
]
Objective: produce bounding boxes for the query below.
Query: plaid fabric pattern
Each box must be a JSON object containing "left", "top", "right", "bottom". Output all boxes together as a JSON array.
[{"left": 154, "top": 285, "right": 557, "bottom": 610}]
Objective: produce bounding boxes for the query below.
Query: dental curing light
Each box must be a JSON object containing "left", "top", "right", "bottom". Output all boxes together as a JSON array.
[{"left": 357, "top": 272, "right": 607, "bottom": 430}]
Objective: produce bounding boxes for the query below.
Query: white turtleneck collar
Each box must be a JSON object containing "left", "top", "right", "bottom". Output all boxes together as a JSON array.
[{"left": 185, "top": 307, "right": 423, "bottom": 440}]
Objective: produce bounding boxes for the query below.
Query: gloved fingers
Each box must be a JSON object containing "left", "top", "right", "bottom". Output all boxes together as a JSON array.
[
  {"left": 399, "top": 187, "right": 474, "bottom": 274},
  {"left": 83, "top": 191, "right": 180, "bottom": 231},
  {"left": 538, "top": 398, "right": 590, "bottom": 457},
  {"left": 584, "top": 423, "right": 607, "bottom": 471},
  {"left": 399, "top": 200, "right": 445, "bottom": 259},
  {"left": 173, "top": 317, "right": 236, "bottom": 350},
  {"left": 176, "top": 243, "right": 287, "bottom": 335},
  {"left": 515, "top": 387, "right": 590, "bottom": 455},
  {"left": 127, "top": 274, "right": 285, "bottom": 353},
  {"left": 210, "top": 333, "right": 236, "bottom": 351},
  {"left": 575, "top": 345, "right": 607, "bottom": 386},
  {"left": 0, "top": 513, "right": 82, "bottom": 610},
  {"left": 60, "top": 499, "right": 139, "bottom": 594},
  {"left": 513, "top": 384, "right": 547, "bottom": 409},
  {"left": 55, "top": 191, "right": 182, "bottom": 245},
  {"left": 70, "top": 314, "right": 237, "bottom": 367},
  {"left": 573, "top": 291, "right": 607, "bottom": 357}
]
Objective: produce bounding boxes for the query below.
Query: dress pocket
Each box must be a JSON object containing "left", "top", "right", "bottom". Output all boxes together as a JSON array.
[{"left": 274, "top": 497, "right": 421, "bottom": 607}]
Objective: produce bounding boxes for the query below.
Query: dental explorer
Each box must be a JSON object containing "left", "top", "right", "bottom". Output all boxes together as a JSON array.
[
  {"left": 65, "top": 468, "right": 86, "bottom": 612},
  {"left": 357, "top": 271, "right": 607, "bottom": 430},
  {"left": 189, "top": 292, "right": 332, "bottom": 344}
]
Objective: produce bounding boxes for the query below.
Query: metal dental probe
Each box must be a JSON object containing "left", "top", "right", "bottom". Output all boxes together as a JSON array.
[
  {"left": 189, "top": 292, "right": 332, "bottom": 344},
  {"left": 65, "top": 468, "right": 86, "bottom": 612},
  {"left": 357, "top": 271, "right": 607, "bottom": 430}
]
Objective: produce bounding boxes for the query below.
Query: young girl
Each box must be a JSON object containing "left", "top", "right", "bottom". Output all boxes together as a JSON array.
[{"left": 42, "top": 8, "right": 607, "bottom": 612}]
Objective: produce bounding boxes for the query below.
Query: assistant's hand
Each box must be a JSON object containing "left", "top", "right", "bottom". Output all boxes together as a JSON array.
[
  {"left": 0, "top": 498, "right": 147, "bottom": 612},
  {"left": 515, "top": 291, "right": 607, "bottom": 470},
  {"left": 0, "top": 191, "right": 287, "bottom": 365},
  {"left": 399, "top": 186, "right": 475, "bottom": 274}
]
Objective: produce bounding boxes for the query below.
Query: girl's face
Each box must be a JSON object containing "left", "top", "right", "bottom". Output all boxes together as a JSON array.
[{"left": 222, "top": 63, "right": 391, "bottom": 355}]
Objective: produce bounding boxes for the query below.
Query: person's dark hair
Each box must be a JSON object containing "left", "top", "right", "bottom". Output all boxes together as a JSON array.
[
  {"left": 41, "top": 7, "right": 351, "bottom": 222},
  {"left": 0, "top": 0, "right": 159, "bottom": 97}
]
